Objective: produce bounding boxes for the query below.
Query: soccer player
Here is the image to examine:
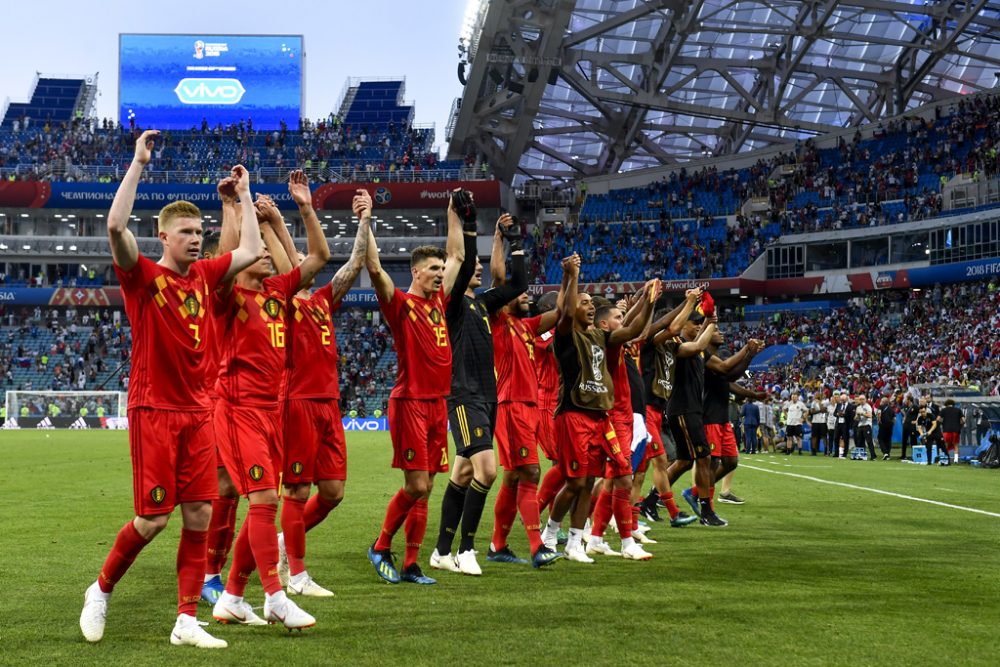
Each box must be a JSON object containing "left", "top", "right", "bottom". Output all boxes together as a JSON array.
[
  {"left": 431, "top": 212, "right": 528, "bottom": 576},
  {"left": 783, "top": 393, "right": 806, "bottom": 455},
  {"left": 486, "top": 272, "right": 564, "bottom": 567},
  {"left": 585, "top": 297, "right": 657, "bottom": 560},
  {"left": 365, "top": 190, "right": 466, "bottom": 585},
  {"left": 662, "top": 311, "right": 729, "bottom": 527},
  {"left": 80, "top": 130, "right": 261, "bottom": 648},
  {"left": 534, "top": 290, "right": 565, "bottom": 514},
  {"left": 683, "top": 328, "right": 763, "bottom": 514},
  {"left": 540, "top": 254, "right": 659, "bottom": 562},
  {"left": 201, "top": 177, "right": 244, "bottom": 605},
  {"left": 254, "top": 184, "right": 373, "bottom": 596},
  {"left": 636, "top": 290, "right": 702, "bottom": 527},
  {"left": 939, "top": 399, "right": 965, "bottom": 464},
  {"left": 210, "top": 169, "right": 330, "bottom": 629}
]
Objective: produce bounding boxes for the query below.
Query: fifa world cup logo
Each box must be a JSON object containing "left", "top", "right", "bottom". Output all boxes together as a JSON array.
[{"left": 590, "top": 345, "right": 604, "bottom": 382}]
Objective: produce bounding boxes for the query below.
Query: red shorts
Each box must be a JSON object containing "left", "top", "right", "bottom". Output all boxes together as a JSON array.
[
  {"left": 644, "top": 405, "right": 666, "bottom": 462},
  {"left": 705, "top": 423, "right": 739, "bottom": 457},
  {"left": 129, "top": 407, "right": 217, "bottom": 516},
  {"left": 214, "top": 400, "right": 282, "bottom": 496},
  {"left": 943, "top": 431, "right": 960, "bottom": 446},
  {"left": 283, "top": 399, "right": 347, "bottom": 484},
  {"left": 388, "top": 397, "right": 449, "bottom": 473},
  {"left": 606, "top": 416, "right": 634, "bottom": 478},
  {"left": 556, "top": 411, "right": 630, "bottom": 479},
  {"left": 536, "top": 404, "right": 557, "bottom": 461},
  {"left": 496, "top": 401, "right": 540, "bottom": 469}
]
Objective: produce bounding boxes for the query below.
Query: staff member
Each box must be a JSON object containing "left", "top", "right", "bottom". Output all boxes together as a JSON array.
[{"left": 876, "top": 397, "right": 896, "bottom": 461}]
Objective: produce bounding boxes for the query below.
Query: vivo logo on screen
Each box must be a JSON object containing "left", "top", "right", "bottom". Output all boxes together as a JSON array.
[{"left": 174, "top": 78, "right": 247, "bottom": 105}]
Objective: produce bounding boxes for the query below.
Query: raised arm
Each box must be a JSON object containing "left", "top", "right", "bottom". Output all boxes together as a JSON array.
[
  {"left": 481, "top": 221, "right": 528, "bottom": 314},
  {"left": 652, "top": 288, "right": 700, "bottom": 345},
  {"left": 288, "top": 169, "right": 331, "bottom": 290},
  {"left": 610, "top": 279, "right": 661, "bottom": 345},
  {"left": 326, "top": 189, "right": 373, "bottom": 304},
  {"left": 676, "top": 319, "right": 716, "bottom": 358},
  {"left": 107, "top": 130, "right": 158, "bottom": 271},
  {"left": 555, "top": 253, "right": 580, "bottom": 335},
  {"left": 489, "top": 214, "right": 512, "bottom": 287},
  {"left": 706, "top": 342, "right": 753, "bottom": 375},
  {"left": 730, "top": 382, "right": 766, "bottom": 401},
  {"left": 442, "top": 190, "right": 470, "bottom": 297},
  {"left": 223, "top": 165, "right": 264, "bottom": 281},
  {"left": 217, "top": 177, "right": 240, "bottom": 255},
  {"left": 255, "top": 199, "right": 293, "bottom": 276},
  {"left": 722, "top": 339, "right": 762, "bottom": 380},
  {"left": 365, "top": 226, "right": 394, "bottom": 303},
  {"left": 257, "top": 193, "right": 298, "bottom": 266}
]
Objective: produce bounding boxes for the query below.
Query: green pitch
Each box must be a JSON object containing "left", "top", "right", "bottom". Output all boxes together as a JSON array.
[{"left": 2, "top": 431, "right": 997, "bottom": 666}]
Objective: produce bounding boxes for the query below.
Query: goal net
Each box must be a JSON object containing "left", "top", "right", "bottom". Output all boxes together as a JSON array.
[{"left": 4, "top": 391, "right": 127, "bottom": 429}]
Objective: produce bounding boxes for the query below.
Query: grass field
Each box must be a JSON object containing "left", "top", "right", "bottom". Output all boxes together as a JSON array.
[{"left": 1, "top": 430, "right": 998, "bottom": 666}]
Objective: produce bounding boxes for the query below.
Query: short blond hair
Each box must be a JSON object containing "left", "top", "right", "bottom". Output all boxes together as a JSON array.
[{"left": 158, "top": 201, "right": 202, "bottom": 232}]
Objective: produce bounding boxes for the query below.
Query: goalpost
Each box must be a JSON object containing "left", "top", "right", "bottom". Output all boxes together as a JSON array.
[{"left": 3, "top": 391, "right": 127, "bottom": 429}]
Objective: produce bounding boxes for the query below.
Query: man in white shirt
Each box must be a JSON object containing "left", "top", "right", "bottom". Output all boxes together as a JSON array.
[
  {"left": 854, "top": 395, "right": 876, "bottom": 460},
  {"left": 809, "top": 393, "right": 827, "bottom": 456},
  {"left": 824, "top": 395, "right": 837, "bottom": 457},
  {"left": 784, "top": 393, "right": 806, "bottom": 455}
]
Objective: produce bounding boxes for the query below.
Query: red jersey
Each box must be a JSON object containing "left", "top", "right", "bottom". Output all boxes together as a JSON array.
[
  {"left": 285, "top": 282, "right": 341, "bottom": 400},
  {"left": 215, "top": 267, "right": 301, "bottom": 409},
  {"left": 204, "top": 283, "right": 230, "bottom": 401},
  {"left": 608, "top": 342, "right": 631, "bottom": 422},
  {"left": 115, "top": 253, "right": 232, "bottom": 410},
  {"left": 379, "top": 287, "right": 452, "bottom": 399},
  {"left": 534, "top": 328, "right": 560, "bottom": 410},
  {"left": 492, "top": 312, "right": 542, "bottom": 405}
]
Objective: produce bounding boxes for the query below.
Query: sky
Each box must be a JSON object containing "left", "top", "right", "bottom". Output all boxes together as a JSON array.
[{"left": 0, "top": 0, "right": 470, "bottom": 152}]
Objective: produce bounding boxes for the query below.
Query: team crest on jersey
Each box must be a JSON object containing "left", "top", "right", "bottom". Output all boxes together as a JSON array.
[
  {"left": 291, "top": 461, "right": 304, "bottom": 475},
  {"left": 519, "top": 446, "right": 529, "bottom": 459},
  {"left": 183, "top": 295, "right": 200, "bottom": 317},
  {"left": 264, "top": 297, "right": 282, "bottom": 319},
  {"left": 150, "top": 485, "right": 166, "bottom": 504},
  {"left": 249, "top": 464, "right": 265, "bottom": 481},
  {"left": 404, "top": 448, "right": 416, "bottom": 462},
  {"left": 429, "top": 309, "right": 442, "bottom": 324},
  {"left": 570, "top": 460, "right": 579, "bottom": 471}
]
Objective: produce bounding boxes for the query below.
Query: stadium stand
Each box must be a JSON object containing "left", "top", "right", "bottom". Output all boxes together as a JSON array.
[
  {"left": 731, "top": 278, "right": 1000, "bottom": 398},
  {"left": 524, "top": 95, "right": 1000, "bottom": 282},
  {"left": 0, "top": 78, "right": 477, "bottom": 184}
]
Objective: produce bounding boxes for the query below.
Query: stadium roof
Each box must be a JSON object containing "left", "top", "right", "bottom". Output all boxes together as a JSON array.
[{"left": 447, "top": 0, "right": 1000, "bottom": 183}]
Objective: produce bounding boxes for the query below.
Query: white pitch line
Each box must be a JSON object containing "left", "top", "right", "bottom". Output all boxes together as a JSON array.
[{"left": 741, "top": 464, "right": 1000, "bottom": 519}]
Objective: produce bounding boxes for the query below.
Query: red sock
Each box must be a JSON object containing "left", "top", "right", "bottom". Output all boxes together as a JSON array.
[
  {"left": 98, "top": 521, "right": 150, "bottom": 593},
  {"left": 247, "top": 503, "right": 281, "bottom": 595},
  {"left": 490, "top": 483, "right": 518, "bottom": 552},
  {"left": 663, "top": 490, "right": 681, "bottom": 520},
  {"left": 206, "top": 496, "right": 238, "bottom": 574},
  {"left": 612, "top": 488, "right": 632, "bottom": 539},
  {"left": 176, "top": 528, "right": 207, "bottom": 616},
  {"left": 516, "top": 481, "right": 544, "bottom": 553},
  {"left": 631, "top": 504, "right": 641, "bottom": 532},
  {"left": 280, "top": 496, "right": 307, "bottom": 576},
  {"left": 303, "top": 493, "right": 337, "bottom": 532},
  {"left": 537, "top": 466, "right": 565, "bottom": 514},
  {"left": 590, "top": 489, "right": 613, "bottom": 538},
  {"left": 375, "top": 489, "right": 418, "bottom": 551},
  {"left": 225, "top": 519, "right": 256, "bottom": 597},
  {"left": 403, "top": 498, "right": 428, "bottom": 568},
  {"left": 691, "top": 486, "right": 699, "bottom": 498}
]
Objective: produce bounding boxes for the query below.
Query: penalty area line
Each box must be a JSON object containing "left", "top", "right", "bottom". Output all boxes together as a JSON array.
[{"left": 741, "top": 464, "right": 1000, "bottom": 519}]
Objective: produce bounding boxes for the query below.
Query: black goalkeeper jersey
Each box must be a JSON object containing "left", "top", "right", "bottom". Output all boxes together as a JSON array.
[{"left": 446, "top": 237, "right": 527, "bottom": 405}]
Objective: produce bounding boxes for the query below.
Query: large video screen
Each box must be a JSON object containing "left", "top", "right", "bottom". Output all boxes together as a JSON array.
[{"left": 119, "top": 34, "right": 303, "bottom": 130}]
